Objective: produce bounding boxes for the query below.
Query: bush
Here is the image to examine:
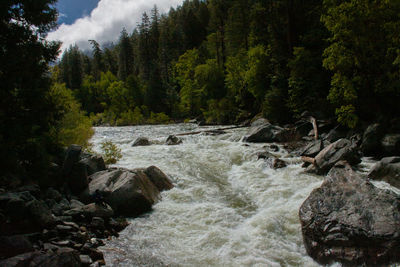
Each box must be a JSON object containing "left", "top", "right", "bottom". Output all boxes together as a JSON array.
[
  {"left": 48, "top": 83, "right": 94, "bottom": 148},
  {"left": 147, "top": 112, "right": 171, "bottom": 124},
  {"left": 100, "top": 141, "right": 122, "bottom": 165}
]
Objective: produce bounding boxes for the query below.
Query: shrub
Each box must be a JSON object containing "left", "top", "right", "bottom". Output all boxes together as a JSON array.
[{"left": 100, "top": 141, "right": 122, "bottom": 165}]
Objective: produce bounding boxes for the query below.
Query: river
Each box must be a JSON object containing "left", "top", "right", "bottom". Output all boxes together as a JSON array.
[{"left": 89, "top": 123, "right": 333, "bottom": 266}]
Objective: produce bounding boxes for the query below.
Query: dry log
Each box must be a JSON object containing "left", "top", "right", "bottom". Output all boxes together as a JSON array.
[{"left": 301, "top": 156, "right": 316, "bottom": 166}]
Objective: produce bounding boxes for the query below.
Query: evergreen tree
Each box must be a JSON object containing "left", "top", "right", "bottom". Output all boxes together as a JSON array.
[{"left": 117, "top": 28, "right": 134, "bottom": 80}]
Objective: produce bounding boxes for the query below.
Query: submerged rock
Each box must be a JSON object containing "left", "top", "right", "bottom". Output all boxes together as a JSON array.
[
  {"left": 299, "top": 161, "right": 400, "bottom": 266},
  {"left": 132, "top": 137, "right": 151, "bottom": 147},
  {"left": 368, "top": 156, "right": 400, "bottom": 188},
  {"left": 165, "top": 135, "right": 182, "bottom": 145}
]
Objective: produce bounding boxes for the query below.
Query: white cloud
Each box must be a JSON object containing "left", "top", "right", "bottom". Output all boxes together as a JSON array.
[{"left": 48, "top": 0, "right": 183, "bottom": 53}]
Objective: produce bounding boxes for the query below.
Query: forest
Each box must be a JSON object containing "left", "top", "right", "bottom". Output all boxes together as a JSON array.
[
  {"left": 1, "top": 0, "right": 400, "bottom": 179},
  {"left": 56, "top": 0, "right": 400, "bottom": 129}
]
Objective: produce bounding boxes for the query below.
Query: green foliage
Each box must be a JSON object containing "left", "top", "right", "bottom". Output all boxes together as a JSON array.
[
  {"left": 100, "top": 141, "right": 122, "bottom": 165},
  {"left": 147, "top": 112, "right": 171, "bottom": 124},
  {"left": 322, "top": 0, "right": 400, "bottom": 126},
  {"left": 116, "top": 107, "right": 145, "bottom": 126},
  {"left": 48, "top": 83, "right": 94, "bottom": 147}
]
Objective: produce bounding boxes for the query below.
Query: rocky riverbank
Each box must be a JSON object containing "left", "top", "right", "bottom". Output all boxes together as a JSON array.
[
  {"left": 0, "top": 145, "right": 173, "bottom": 266},
  {"left": 244, "top": 116, "right": 400, "bottom": 266}
]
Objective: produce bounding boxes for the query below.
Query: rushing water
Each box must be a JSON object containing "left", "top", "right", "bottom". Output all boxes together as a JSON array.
[{"left": 90, "top": 124, "right": 325, "bottom": 267}]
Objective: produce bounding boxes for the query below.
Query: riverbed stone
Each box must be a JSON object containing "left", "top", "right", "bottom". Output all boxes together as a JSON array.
[
  {"left": 360, "top": 123, "right": 384, "bottom": 156},
  {"left": 368, "top": 156, "right": 400, "bottom": 188},
  {"left": 299, "top": 161, "right": 400, "bottom": 266},
  {"left": 0, "top": 235, "right": 34, "bottom": 258},
  {"left": 85, "top": 168, "right": 161, "bottom": 216}
]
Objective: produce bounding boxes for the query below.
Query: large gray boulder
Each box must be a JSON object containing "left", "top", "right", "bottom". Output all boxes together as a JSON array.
[
  {"left": 368, "top": 156, "right": 400, "bottom": 188},
  {"left": 300, "top": 139, "right": 329, "bottom": 158},
  {"left": 299, "top": 161, "right": 400, "bottom": 266},
  {"left": 313, "top": 138, "right": 361, "bottom": 174},
  {"left": 243, "top": 121, "right": 286, "bottom": 143},
  {"left": 84, "top": 168, "right": 169, "bottom": 216}
]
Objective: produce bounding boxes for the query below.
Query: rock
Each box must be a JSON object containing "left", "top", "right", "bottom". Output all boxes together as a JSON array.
[
  {"left": 243, "top": 122, "right": 287, "bottom": 143},
  {"left": 381, "top": 134, "right": 400, "bottom": 156},
  {"left": 80, "top": 254, "right": 92, "bottom": 266},
  {"left": 269, "top": 144, "right": 279, "bottom": 152},
  {"left": 299, "top": 161, "right": 400, "bottom": 266},
  {"left": 165, "top": 135, "right": 182, "bottom": 145},
  {"left": 79, "top": 155, "right": 106, "bottom": 176},
  {"left": 51, "top": 198, "right": 71, "bottom": 216},
  {"left": 0, "top": 235, "right": 34, "bottom": 258},
  {"left": 64, "top": 203, "right": 113, "bottom": 219},
  {"left": 29, "top": 247, "right": 81, "bottom": 266},
  {"left": 323, "top": 127, "right": 347, "bottom": 143},
  {"left": 90, "top": 217, "right": 105, "bottom": 230},
  {"left": 85, "top": 168, "right": 161, "bottom": 216},
  {"left": 300, "top": 139, "right": 329, "bottom": 158},
  {"left": 62, "top": 144, "right": 82, "bottom": 176},
  {"left": 0, "top": 252, "right": 38, "bottom": 266},
  {"left": 250, "top": 118, "right": 269, "bottom": 127},
  {"left": 45, "top": 188, "right": 63, "bottom": 202},
  {"left": 132, "top": 137, "right": 151, "bottom": 147},
  {"left": 313, "top": 138, "right": 361, "bottom": 174},
  {"left": 256, "top": 151, "right": 274, "bottom": 160},
  {"left": 272, "top": 159, "right": 287, "bottom": 169},
  {"left": 144, "top": 166, "right": 174, "bottom": 192},
  {"left": 368, "top": 156, "right": 400, "bottom": 188},
  {"left": 70, "top": 199, "right": 85, "bottom": 209},
  {"left": 68, "top": 162, "right": 88, "bottom": 195},
  {"left": 26, "top": 199, "right": 56, "bottom": 228},
  {"left": 12, "top": 184, "right": 41, "bottom": 198},
  {"left": 360, "top": 123, "right": 384, "bottom": 156}
]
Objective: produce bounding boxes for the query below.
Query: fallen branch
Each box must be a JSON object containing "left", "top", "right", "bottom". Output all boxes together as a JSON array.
[{"left": 301, "top": 156, "right": 316, "bottom": 166}]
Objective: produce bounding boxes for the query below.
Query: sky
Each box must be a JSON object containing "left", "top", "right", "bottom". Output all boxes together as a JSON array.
[{"left": 48, "top": 0, "right": 184, "bottom": 53}]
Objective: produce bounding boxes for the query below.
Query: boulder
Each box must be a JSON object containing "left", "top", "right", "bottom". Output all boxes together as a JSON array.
[
  {"left": 313, "top": 138, "right": 361, "bottom": 174},
  {"left": 0, "top": 252, "right": 38, "bottom": 266},
  {"left": 381, "top": 134, "right": 400, "bottom": 156},
  {"left": 166, "top": 135, "right": 182, "bottom": 145},
  {"left": 300, "top": 139, "right": 327, "bottom": 158},
  {"left": 26, "top": 199, "right": 56, "bottom": 228},
  {"left": 79, "top": 155, "right": 106, "bottom": 176},
  {"left": 132, "top": 137, "right": 151, "bottom": 147},
  {"left": 85, "top": 168, "right": 161, "bottom": 216},
  {"left": 250, "top": 118, "right": 269, "bottom": 127},
  {"left": 256, "top": 151, "right": 274, "bottom": 160},
  {"left": 360, "top": 123, "right": 384, "bottom": 156},
  {"left": 45, "top": 188, "right": 63, "bottom": 202},
  {"left": 29, "top": 247, "right": 81, "bottom": 266},
  {"left": 368, "top": 156, "right": 400, "bottom": 188},
  {"left": 0, "top": 235, "right": 34, "bottom": 259},
  {"left": 243, "top": 122, "right": 287, "bottom": 143},
  {"left": 144, "top": 166, "right": 174, "bottom": 191},
  {"left": 323, "top": 127, "right": 347, "bottom": 143},
  {"left": 299, "top": 161, "right": 400, "bottom": 266}
]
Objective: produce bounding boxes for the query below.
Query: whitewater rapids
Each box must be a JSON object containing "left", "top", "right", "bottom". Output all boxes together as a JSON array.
[{"left": 90, "top": 123, "right": 326, "bottom": 266}]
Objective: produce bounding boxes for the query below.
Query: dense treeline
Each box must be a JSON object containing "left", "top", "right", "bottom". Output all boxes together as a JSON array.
[
  {"left": 0, "top": 0, "right": 94, "bottom": 180},
  {"left": 56, "top": 0, "right": 400, "bottom": 127}
]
